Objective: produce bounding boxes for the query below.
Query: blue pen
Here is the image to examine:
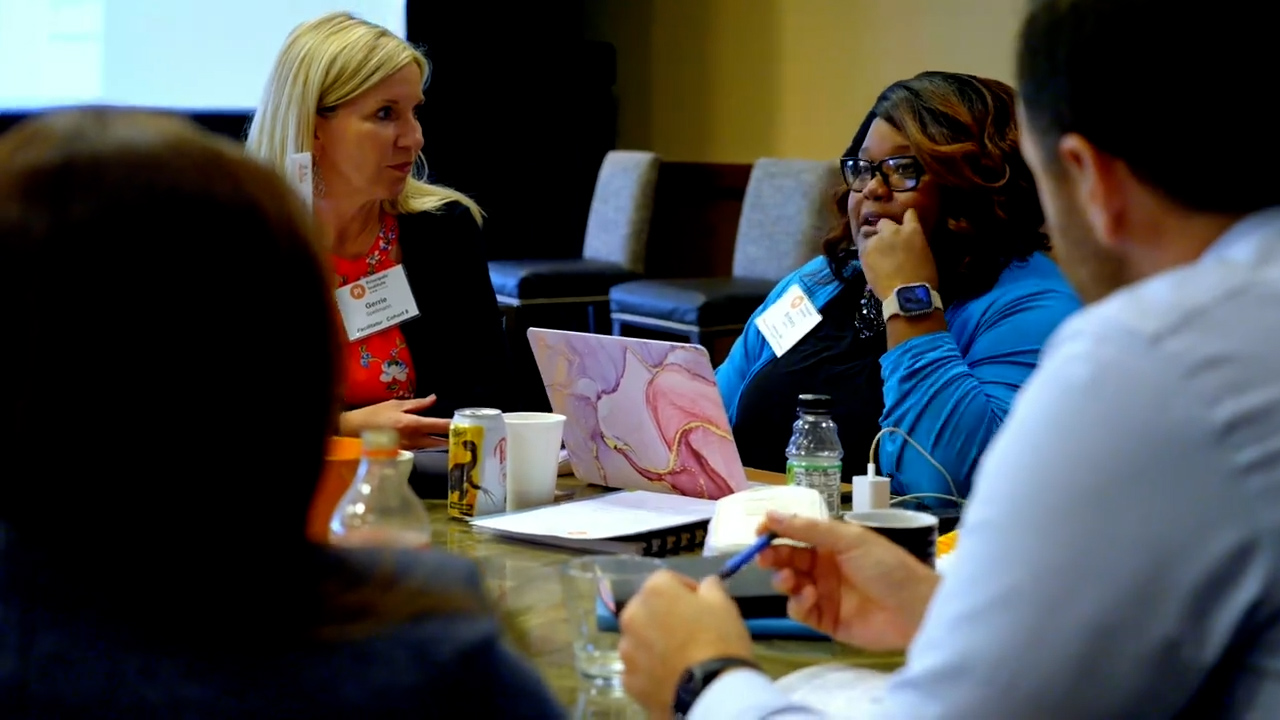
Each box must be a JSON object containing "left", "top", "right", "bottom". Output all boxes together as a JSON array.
[{"left": 716, "top": 532, "right": 779, "bottom": 580}]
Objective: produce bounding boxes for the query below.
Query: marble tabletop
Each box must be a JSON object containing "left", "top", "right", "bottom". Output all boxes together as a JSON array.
[{"left": 428, "top": 470, "right": 903, "bottom": 715}]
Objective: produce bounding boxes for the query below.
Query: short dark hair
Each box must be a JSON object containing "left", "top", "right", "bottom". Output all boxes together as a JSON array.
[
  {"left": 1017, "top": 0, "right": 1280, "bottom": 215},
  {"left": 824, "top": 71, "right": 1049, "bottom": 303}
]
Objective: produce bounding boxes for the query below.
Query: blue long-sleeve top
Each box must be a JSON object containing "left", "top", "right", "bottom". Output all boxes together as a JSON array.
[{"left": 716, "top": 252, "right": 1080, "bottom": 501}]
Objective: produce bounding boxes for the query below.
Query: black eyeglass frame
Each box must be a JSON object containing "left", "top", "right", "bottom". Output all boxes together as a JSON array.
[{"left": 839, "top": 155, "right": 923, "bottom": 193}]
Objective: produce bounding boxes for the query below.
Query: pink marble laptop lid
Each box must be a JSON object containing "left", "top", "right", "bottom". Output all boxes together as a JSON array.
[{"left": 527, "top": 328, "right": 750, "bottom": 500}]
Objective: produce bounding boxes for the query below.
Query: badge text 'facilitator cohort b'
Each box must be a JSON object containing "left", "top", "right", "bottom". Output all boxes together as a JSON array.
[{"left": 334, "top": 265, "right": 422, "bottom": 342}]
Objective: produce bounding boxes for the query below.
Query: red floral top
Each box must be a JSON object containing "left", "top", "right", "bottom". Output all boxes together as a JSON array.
[{"left": 333, "top": 213, "right": 418, "bottom": 408}]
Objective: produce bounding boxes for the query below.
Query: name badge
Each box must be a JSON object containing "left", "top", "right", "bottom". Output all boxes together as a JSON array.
[
  {"left": 284, "top": 152, "right": 313, "bottom": 212},
  {"left": 335, "top": 265, "right": 421, "bottom": 341},
  {"left": 753, "top": 284, "right": 822, "bottom": 358}
]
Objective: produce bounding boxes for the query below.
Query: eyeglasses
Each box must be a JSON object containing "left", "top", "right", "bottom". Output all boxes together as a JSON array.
[{"left": 840, "top": 155, "right": 924, "bottom": 193}]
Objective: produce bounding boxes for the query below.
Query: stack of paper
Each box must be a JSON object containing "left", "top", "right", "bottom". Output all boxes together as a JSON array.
[{"left": 469, "top": 490, "right": 716, "bottom": 555}]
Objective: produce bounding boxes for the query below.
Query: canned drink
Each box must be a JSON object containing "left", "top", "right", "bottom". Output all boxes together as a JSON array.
[{"left": 447, "top": 408, "right": 507, "bottom": 519}]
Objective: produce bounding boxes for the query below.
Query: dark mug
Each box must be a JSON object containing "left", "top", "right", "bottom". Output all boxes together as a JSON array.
[{"left": 842, "top": 509, "right": 939, "bottom": 568}]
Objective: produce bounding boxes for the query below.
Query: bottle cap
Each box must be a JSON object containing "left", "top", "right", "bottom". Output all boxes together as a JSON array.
[
  {"left": 796, "top": 394, "right": 833, "bottom": 415},
  {"left": 360, "top": 428, "right": 400, "bottom": 458}
]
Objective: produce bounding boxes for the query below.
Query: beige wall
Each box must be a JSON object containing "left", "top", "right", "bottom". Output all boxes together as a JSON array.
[{"left": 586, "top": 0, "right": 1028, "bottom": 163}]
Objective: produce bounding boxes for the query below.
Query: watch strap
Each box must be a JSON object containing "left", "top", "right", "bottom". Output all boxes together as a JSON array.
[
  {"left": 673, "top": 657, "right": 762, "bottom": 716},
  {"left": 882, "top": 284, "right": 942, "bottom": 321}
]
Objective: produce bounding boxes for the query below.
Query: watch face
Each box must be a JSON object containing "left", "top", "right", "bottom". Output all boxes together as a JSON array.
[{"left": 896, "top": 284, "right": 935, "bottom": 314}]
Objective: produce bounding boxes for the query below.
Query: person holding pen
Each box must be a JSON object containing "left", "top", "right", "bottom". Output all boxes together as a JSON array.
[{"left": 618, "top": 0, "right": 1280, "bottom": 717}]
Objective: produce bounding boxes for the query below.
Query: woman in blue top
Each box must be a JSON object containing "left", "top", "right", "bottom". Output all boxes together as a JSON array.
[{"left": 719, "top": 72, "right": 1081, "bottom": 507}]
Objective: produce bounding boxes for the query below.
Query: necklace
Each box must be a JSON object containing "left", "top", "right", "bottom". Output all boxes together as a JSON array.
[{"left": 854, "top": 284, "right": 886, "bottom": 339}]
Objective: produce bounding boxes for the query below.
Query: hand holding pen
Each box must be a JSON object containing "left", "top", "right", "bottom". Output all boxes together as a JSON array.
[{"left": 716, "top": 531, "right": 779, "bottom": 580}]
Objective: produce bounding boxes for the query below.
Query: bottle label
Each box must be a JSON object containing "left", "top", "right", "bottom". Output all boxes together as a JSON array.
[{"left": 787, "top": 461, "right": 842, "bottom": 488}]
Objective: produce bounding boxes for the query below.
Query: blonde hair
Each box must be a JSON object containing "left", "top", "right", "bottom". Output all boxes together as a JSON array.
[{"left": 245, "top": 11, "right": 482, "bottom": 223}]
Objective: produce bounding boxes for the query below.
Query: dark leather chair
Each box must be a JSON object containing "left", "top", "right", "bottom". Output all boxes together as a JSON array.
[
  {"left": 489, "top": 150, "right": 660, "bottom": 334},
  {"left": 610, "top": 158, "right": 842, "bottom": 344}
]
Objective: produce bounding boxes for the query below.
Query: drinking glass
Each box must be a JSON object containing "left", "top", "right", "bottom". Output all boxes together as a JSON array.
[{"left": 562, "top": 555, "right": 665, "bottom": 681}]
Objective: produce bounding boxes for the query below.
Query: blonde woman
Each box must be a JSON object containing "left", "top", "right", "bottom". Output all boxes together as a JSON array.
[{"left": 247, "top": 12, "right": 511, "bottom": 450}]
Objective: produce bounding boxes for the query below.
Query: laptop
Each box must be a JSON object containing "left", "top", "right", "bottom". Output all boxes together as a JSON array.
[{"left": 526, "top": 328, "right": 752, "bottom": 500}]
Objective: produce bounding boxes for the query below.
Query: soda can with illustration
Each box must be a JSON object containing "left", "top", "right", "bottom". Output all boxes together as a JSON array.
[{"left": 447, "top": 408, "right": 507, "bottom": 519}]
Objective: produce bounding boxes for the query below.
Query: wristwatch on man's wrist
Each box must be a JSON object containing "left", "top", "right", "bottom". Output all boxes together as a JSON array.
[
  {"left": 673, "top": 657, "right": 761, "bottom": 717},
  {"left": 881, "top": 282, "right": 943, "bottom": 321}
]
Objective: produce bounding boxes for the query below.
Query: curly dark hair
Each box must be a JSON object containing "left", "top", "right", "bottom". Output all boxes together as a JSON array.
[{"left": 823, "top": 71, "right": 1050, "bottom": 303}]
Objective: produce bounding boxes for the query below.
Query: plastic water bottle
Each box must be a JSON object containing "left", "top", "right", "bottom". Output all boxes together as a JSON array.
[
  {"left": 785, "top": 394, "right": 843, "bottom": 516},
  {"left": 329, "top": 428, "right": 432, "bottom": 548}
]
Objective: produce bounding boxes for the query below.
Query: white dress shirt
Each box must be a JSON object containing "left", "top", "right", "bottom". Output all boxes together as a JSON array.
[{"left": 690, "top": 207, "right": 1280, "bottom": 719}]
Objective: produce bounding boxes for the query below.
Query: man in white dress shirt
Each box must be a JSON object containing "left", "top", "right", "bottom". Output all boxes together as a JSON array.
[{"left": 615, "top": 0, "right": 1280, "bottom": 717}]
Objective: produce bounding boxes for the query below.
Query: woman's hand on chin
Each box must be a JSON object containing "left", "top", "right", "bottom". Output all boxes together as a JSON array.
[
  {"left": 860, "top": 208, "right": 940, "bottom": 300},
  {"left": 339, "top": 395, "right": 451, "bottom": 449}
]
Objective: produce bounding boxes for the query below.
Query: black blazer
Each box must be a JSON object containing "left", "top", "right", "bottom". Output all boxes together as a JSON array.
[{"left": 392, "top": 202, "right": 513, "bottom": 418}]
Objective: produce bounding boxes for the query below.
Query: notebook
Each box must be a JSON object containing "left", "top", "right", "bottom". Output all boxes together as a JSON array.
[
  {"left": 703, "top": 484, "right": 828, "bottom": 556},
  {"left": 526, "top": 328, "right": 752, "bottom": 500}
]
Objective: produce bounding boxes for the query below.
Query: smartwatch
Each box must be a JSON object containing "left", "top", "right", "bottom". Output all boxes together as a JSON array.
[
  {"left": 673, "top": 657, "right": 762, "bottom": 717},
  {"left": 882, "top": 283, "right": 942, "bottom": 321}
]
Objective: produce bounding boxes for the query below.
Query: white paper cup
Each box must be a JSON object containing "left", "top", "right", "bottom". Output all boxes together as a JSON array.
[{"left": 503, "top": 412, "right": 567, "bottom": 511}]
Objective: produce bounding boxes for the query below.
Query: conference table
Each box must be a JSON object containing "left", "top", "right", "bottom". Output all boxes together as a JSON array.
[{"left": 430, "top": 469, "right": 904, "bottom": 714}]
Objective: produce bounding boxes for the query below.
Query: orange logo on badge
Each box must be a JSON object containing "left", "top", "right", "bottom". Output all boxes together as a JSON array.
[
  {"left": 349, "top": 284, "right": 367, "bottom": 300},
  {"left": 790, "top": 294, "right": 804, "bottom": 309}
]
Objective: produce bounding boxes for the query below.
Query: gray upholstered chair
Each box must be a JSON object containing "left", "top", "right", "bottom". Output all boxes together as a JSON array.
[
  {"left": 489, "top": 150, "right": 660, "bottom": 333},
  {"left": 609, "top": 158, "right": 842, "bottom": 344}
]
